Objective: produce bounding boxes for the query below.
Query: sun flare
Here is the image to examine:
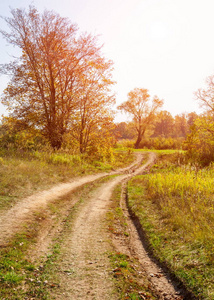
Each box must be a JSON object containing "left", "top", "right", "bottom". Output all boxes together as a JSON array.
[{"left": 147, "top": 20, "right": 170, "bottom": 41}]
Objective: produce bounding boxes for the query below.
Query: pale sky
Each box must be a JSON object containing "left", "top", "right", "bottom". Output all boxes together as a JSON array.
[{"left": 0, "top": 0, "right": 214, "bottom": 122}]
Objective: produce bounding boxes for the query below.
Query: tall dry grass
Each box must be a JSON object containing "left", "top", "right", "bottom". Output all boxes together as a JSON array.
[
  {"left": 0, "top": 148, "right": 134, "bottom": 211},
  {"left": 128, "top": 154, "right": 214, "bottom": 299}
]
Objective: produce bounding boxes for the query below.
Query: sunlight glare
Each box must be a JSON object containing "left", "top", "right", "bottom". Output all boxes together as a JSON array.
[{"left": 147, "top": 20, "right": 170, "bottom": 41}]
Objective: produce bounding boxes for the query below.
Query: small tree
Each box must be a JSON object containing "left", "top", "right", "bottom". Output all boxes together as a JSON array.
[
  {"left": 173, "top": 114, "right": 188, "bottom": 138},
  {"left": 118, "top": 88, "right": 163, "bottom": 148},
  {"left": 186, "top": 116, "right": 214, "bottom": 166},
  {"left": 195, "top": 75, "right": 214, "bottom": 115},
  {"left": 185, "top": 75, "right": 214, "bottom": 166},
  {"left": 114, "top": 122, "right": 135, "bottom": 140}
]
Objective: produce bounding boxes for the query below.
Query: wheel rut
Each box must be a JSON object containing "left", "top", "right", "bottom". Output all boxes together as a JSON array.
[
  {"left": 0, "top": 152, "right": 192, "bottom": 299},
  {"left": 48, "top": 152, "right": 189, "bottom": 299}
]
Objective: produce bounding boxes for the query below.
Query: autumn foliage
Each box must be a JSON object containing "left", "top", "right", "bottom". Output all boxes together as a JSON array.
[
  {"left": 118, "top": 88, "right": 163, "bottom": 148},
  {"left": 0, "top": 6, "right": 115, "bottom": 152}
]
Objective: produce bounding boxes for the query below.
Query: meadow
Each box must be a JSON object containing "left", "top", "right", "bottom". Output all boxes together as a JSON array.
[{"left": 127, "top": 152, "right": 214, "bottom": 299}]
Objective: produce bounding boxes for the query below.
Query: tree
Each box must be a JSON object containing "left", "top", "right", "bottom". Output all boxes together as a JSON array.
[
  {"left": 173, "top": 113, "right": 188, "bottom": 138},
  {"left": 118, "top": 88, "right": 163, "bottom": 148},
  {"left": 0, "top": 116, "right": 45, "bottom": 150},
  {"left": 114, "top": 122, "right": 135, "bottom": 140},
  {"left": 195, "top": 75, "right": 214, "bottom": 115},
  {"left": 70, "top": 59, "right": 115, "bottom": 153},
  {"left": 186, "top": 74, "right": 214, "bottom": 165},
  {"left": 152, "top": 110, "right": 174, "bottom": 137},
  {"left": 0, "top": 6, "right": 114, "bottom": 150},
  {"left": 186, "top": 116, "right": 214, "bottom": 166},
  {"left": 187, "top": 112, "right": 198, "bottom": 127}
]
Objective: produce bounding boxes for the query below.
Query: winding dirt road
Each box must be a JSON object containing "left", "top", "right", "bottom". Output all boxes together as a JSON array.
[
  {"left": 0, "top": 152, "right": 190, "bottom": 299},
  {"left": 0, "top": 153, "right": 144, "bottom": 245}
]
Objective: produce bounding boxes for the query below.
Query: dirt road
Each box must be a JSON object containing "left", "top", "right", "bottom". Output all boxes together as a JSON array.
[
  {"left": 47, "top": 152, "right": 185, "bottom": 299},
  {"left": 0, "top": 153, "right": 143, "bottom": 245},
  {"left": 0, "top": 152, "right": 189, "bottom": 299}
]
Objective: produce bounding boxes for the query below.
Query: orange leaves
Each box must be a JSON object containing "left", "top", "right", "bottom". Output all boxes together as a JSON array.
[{"left": 118, "top": 88, "right": 164, "bottom": 148}]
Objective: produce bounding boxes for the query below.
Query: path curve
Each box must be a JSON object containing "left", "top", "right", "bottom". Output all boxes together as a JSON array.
[
  {"left": 0, "top": 152, "right": 145, "bottom": 245},
  {"left": 49, "top": 153, "right": 157, "bottom": 299}
]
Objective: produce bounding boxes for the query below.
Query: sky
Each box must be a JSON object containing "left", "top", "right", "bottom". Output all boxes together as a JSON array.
[{"left": 0, "top": 0, "right": 214, "bottom": 122}]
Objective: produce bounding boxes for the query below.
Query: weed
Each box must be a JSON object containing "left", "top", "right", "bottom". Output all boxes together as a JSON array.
[{"left": 2, "top": 271, "right": 24, "bottom": 284}]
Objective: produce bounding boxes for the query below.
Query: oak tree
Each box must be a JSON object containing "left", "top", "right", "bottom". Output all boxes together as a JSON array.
[{"left": 118, "top": 88, "right": 163, "bottom": 148}]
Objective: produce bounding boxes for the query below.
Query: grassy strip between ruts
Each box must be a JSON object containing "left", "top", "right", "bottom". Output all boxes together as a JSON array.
[
  {"left": 106, "top": 185, "right": 157, "bottom": 300},
  {"left": 43, "top": 177, "right": 157, "bottom": 300},
  {"left": 127, "top": 153, "right": 214, "bottom": 300}
]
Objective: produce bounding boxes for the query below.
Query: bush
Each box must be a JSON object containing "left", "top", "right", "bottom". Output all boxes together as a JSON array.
[
  {"left": 185, "top": 117, "right": 214, "bottom": 166},
  {"left": 139, "top": 137, "right": 185, "bottom": 150}
]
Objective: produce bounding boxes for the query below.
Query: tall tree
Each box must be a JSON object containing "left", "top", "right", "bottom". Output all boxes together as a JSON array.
[
  {"left": 0, "top": 6, "right": 114, "bottom": 150},
  {"left": 195, "top": 75, "right": 214, "bottom": 116},
  {"left": 118, "top": 88, "right": 163, "bottom": 148}
]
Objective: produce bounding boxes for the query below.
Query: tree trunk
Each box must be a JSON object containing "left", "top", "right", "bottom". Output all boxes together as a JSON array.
[
  {"left": 50, "top": 137, "right": 63, "bottom": 150},
  {"left": 134, "top": 128, "right": 145, "bottom": 149},
  {"left": 135, "top": 133, "right": 142, "bottom": 149},
  {"left": 49, "top": 126, "right": 63, "bottom": 150}
]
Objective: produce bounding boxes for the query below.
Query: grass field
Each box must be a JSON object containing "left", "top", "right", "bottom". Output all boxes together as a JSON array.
[{"left": 127, "top": 152, "right": 214, "bottom": 299}]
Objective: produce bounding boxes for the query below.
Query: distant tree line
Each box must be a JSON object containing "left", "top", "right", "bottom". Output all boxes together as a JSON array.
[{"left": 114, "top": 111, "right": 198, "bottom": 141}]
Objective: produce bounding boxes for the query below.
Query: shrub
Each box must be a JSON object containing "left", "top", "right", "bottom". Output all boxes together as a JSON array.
[{"left": 139, "top": 137, "right": 185, "bottom": 150}]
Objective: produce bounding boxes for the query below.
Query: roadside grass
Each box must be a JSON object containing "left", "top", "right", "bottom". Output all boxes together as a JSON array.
[
  {"left": 0, "top": 224, "right": 46, "bottom": 299},
  {"left": 115, "top": 147, "right": 185, "bottom": 157},
  {"left": 106, "top": 185, "right": 157, "bottom": 300},
  {"left": 0, "top": 148, "right": 134, "bottom": 212},
  {"left": 132, "top": 149, "right": 185, "bottom": 155},
  {"left": 127, "top": 153, "right": 214, "bottom": 299}
]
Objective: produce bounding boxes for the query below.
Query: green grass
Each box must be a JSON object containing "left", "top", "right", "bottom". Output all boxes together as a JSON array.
[
  {"left": 0, "top": 230, "right": 47, "bottom": 299},
  {"left": 133, "top": 148, "right": 185, "bottom": 154},
  {"left": 127, "top": 153, "right": 214, "bottom": 299}
]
